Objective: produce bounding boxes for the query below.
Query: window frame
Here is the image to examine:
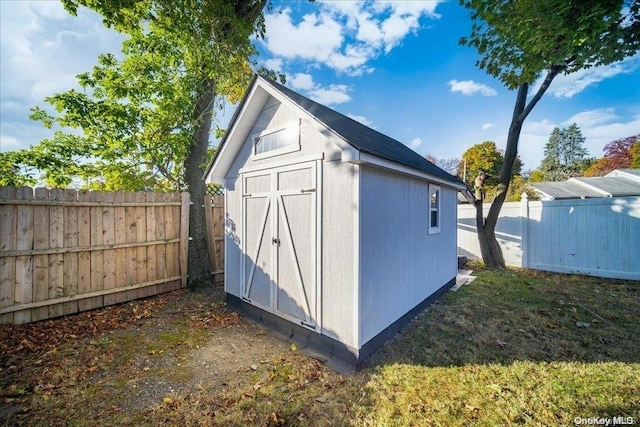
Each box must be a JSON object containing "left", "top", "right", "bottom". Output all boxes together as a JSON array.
[
  {"left": 252, "top": 120, "right": 301, "bottom": 160},
  {"left": 428, "top": 184, "right": 441, "bottom": 234}
]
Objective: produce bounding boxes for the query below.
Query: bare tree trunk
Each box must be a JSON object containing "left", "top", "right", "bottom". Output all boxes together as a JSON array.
[
  {"left": 184, "top": 78, "right": 215, "bottom": 289},
  {"left": 476, "top": 69, "right": 560, "bottom": 267}
]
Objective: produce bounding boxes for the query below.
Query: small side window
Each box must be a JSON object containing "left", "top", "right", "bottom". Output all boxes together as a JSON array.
[
  {"left": 429, "top": 184, "right": 440, "bottom": 234},
  {"left": 253, "top": 120, "right": 300, "bottom": 158}
]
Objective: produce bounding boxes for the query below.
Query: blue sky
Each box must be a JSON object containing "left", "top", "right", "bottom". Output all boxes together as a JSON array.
[{"left": 1, "top": 0, "right": 639, "bottom": 171}]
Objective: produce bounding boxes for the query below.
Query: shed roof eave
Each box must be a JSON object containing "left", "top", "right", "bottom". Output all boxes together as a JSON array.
[{"left": 350, "top": 152, "right": 467, "bottom": 190}]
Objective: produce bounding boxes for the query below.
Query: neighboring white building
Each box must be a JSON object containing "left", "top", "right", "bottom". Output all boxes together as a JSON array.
[
  {"left": 531, "top": 169, "right": 640, "bottom": 200},
  {"left": 205, "top": 75, "right": 466, "bottom": 369}
]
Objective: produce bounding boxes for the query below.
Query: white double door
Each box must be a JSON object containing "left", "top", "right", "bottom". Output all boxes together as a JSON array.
[{"left": 241, "top": 161, "right": 319, "bottom": 329}]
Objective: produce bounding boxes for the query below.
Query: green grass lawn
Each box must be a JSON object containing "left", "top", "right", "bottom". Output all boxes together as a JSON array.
[
  {"left": 355, "top": 265, "right": 640, "bottom": 426},
  {"left": 3, "top": 265, "right": 638, "bottom": 426}
]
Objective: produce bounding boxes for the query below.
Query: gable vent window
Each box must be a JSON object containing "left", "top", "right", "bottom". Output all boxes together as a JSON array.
[
  {"left": 429, "top": 184, "right": 441, "bottom": 234},
  {"left": 254, "top": 120, "right": 300, "bottom": 158}
]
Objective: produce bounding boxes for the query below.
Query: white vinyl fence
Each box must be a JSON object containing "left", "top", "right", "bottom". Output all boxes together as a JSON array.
[{"left": 458, "top": 195, "right": 640, "bottom": 280}]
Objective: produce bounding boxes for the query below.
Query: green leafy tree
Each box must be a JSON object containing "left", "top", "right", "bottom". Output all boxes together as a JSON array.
[
  {"left": 505, "top": 175, "right": 540, "bottom": 202},
  {"left": 631, "top": 140, "right": 640, "bottom": 168},
  {"left": 459, "top": 141, "right": 523, "bottom": 188},
  {"left": 459, "top": 0, "right": 640, "bottom": 267},
  {"left": 0, "top": 0, "right": 271, "bottom": 289},
  {"left": 538, "top": 124, "right": 591, "bottom": 181},
  {"left": 585, "top": 134, "right": 640, "bottom": 176}
]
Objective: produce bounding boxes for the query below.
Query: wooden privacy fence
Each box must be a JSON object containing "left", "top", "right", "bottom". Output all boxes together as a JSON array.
[
  {"left": 458, "top": 195, "right": 640, "bottom": 280},
  {"left": 0, "top": 186, "right": 190, "bottom": 324},
  {"left": 204, "top": 193, "right": 224, "bottom": 283}
]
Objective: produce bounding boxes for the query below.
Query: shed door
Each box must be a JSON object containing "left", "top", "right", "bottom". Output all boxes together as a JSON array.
[{"left": 241, "top": 161, "right": 319, "bottom": 329}]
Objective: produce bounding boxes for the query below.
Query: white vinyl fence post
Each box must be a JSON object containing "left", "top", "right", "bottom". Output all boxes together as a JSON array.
[{"left": 520, "top": 193, "right": 529, "bottom": 268}]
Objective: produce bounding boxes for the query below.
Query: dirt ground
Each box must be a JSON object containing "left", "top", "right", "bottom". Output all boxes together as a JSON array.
[{"left": 0, "top": 285, "right": 347, "bottom": 426}]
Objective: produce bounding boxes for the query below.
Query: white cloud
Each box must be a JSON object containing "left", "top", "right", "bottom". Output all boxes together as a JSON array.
[
  {"left": 499, "top": 110, "right": 640, "bottom": 170},
  {"left": 285, "top": 73, "right": 351, "bottom": 106},
  {"left": 263, "top": 58, "right": 283, "bottom": 72},
  {"left": 264, "top": 10, "right": 343, "bottom": 62},
  {"left": 566, "top": 110, "right": 640, "bottom": 157},
  {"left": 347, "top": 114, "right": 375, "bottom": 128},
  {"left": 522, "top": 119, "right": 557, "bottom": 135},
  {"left": 536, "top": 54, "right": 640, "bottom": 98},
  {"left": 408, "top": 137, "right": 423, "bottom": 149},
  {"left": 263, "top": 1, "right": 444, "bottom": 75},
  {"left": 0, "top": 135, "right": 23, "bottom": 152},
  {"left": 482, "top": 123, "right": 495, "bottom": 130},
  {"left": 310, "top": 84, "right": 351, "bottom": 105},
  {"left": 290, "top": 73, "right": 315, "bottom": 91},
  {"left": 448, "top": 80, "right": 497, "bottom": 96},
  {"left": 0, "top": 1, "right": 125, "bottom": 151},
  {"left": 562, "top": 108, "right": 619, "bottom": 127}
]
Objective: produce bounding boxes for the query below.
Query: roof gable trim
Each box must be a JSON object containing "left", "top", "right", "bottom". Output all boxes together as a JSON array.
[{"left": 352, "top": 152, "right": 467, "bottom": 189}]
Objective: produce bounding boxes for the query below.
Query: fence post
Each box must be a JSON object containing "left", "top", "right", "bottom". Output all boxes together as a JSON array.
[
  {"left": 520, "top": 193, "right": 529, "bottom": 268},
  {"left": 179, "top": 192, "right": 190, "bottom": 288},
  {"left": 203, "top": 194, "right": 216, "bottom": 275}
]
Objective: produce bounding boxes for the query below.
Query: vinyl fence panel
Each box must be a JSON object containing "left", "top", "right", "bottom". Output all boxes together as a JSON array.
[{"left": 458, "top": 196, "right": 640, "bottom": 280}]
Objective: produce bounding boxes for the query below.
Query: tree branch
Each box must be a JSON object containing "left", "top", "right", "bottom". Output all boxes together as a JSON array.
[{"left": 518, "top": 66, "right": 562, "bottom": 123}]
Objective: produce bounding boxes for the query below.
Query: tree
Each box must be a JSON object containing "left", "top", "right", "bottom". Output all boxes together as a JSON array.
[
  {"left": 585, "top": 134, "right": 639, "bottom": 176},
  {"left": 632, "top": 140, "right": 640, "bottom": 168},
  {"left": 0, "top": 0, "right": 271, "bottom": 289},
  {"left": 459, "top": 0, "right": 640, "bottom": 268},
  {"left": 426, "top": 155, "right": 461, "bottom": 176},
  {"left": 459, "top": 141, "right": 523, "bottom": 190},
  {"left": 538, "top": 124, "right": 591, "bottom": 181}
]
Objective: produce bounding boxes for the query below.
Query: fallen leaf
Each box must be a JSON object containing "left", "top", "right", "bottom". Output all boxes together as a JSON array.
[{"left": 290, "top": 344, "right": 297, "bottom": 352}]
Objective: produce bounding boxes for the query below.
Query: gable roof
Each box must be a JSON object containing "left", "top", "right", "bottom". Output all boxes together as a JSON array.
[
  {"left": 205, "top": 75, "right": 465, "bottom": 189},
  {"left": 261, "top": 77, "right": 462, "bottom": 185},
  {"left": 531, "top": 171, "right": 640, "bottom": 199}
]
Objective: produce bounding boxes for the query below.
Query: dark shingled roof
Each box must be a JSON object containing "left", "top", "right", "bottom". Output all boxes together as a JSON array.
[{"left": 262, "top": 77, "right": 464, "bottom": 187}]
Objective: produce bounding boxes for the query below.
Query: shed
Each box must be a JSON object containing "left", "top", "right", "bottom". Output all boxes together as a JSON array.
[{"left": 205, "top": 75, "right": 466, "bottom": 368}]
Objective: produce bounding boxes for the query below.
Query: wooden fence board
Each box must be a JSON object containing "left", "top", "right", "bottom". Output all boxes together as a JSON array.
[
  {"left": 77, "top": 190, "right": 94, "bottom": 311},
  {"left": 0, "top": 186, "right": 192, "bottom": 323},
  {"left": 63, "top": 189, "right": 79, "bottom": 315},
  {"left": 102, "top": 191, "right": 117, "bottom": 305},
  {"left": 89, "top": 191, "right": 105, "bottom": 310},
  {"left": 212, "top": 194, "right": 224, "bottom": 279},
  {"left": 145, "top": 192, "right": 157, "bottom": 297},
  {"left": 32, "top": 188, "right": 50, "bottom": 321},
  {"left": 179, "top": 192, "right": 189, "bottom": 288},
  {"left": 205, "top": 193, "right": 225, "bottom": 282},
  {"left": 0, "top": 187, "right": 17, "bottom": 323},
  {"left": 155, "top": 194, "right": 167, "bottom": 290},
  {"left": 135, "top": 192, "right": 148, "bottom": 299},
  {"left": 14, "top": 187, "right": 34, "bottom": 324},
  {"left": 124, "top": 192, "right": 138, "bottom": 302},
  {"left": 48, "top": 188, "right": 65, "bottom": 318},
  {"left": 111, "top": 191, "right": 126, "bottom": 305}
]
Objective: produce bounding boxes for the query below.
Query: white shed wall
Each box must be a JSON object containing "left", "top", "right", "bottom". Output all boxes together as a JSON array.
[
  {"left": 224, "top": 175, "right": 243, "bottom": 297},
  {"left": 319, "top": 159, "right": 358, "bottom": 348},
  {"left": 222, "top": 94, "right": 356, "bottom": 346},
  {"left": 358, "top": 167, "right": 458, "bottom": 346},
  {"left": 226, "top": 95, "right": 342, "bottom": 179}
]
